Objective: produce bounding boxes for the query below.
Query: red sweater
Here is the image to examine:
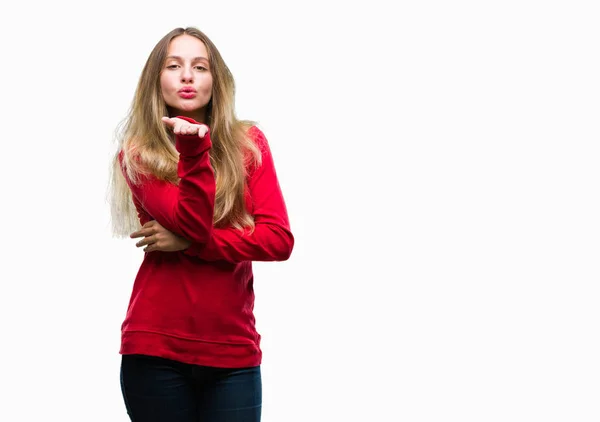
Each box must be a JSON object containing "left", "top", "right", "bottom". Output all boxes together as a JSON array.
[{"left": 118, "top": 119, "right": 294, "bottom": 368}]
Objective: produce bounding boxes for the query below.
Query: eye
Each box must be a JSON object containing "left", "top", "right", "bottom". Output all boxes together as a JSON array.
[
  {"left": 166, "top": 64, "right": 179, "bottom": 69},
  {"left": 195, "top": 66, "right": 207, "bottom": 71}
]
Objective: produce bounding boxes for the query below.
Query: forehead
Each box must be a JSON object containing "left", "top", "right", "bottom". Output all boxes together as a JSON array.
[{"left": 167, "top": 34, "right": 209, "bottom": 58}]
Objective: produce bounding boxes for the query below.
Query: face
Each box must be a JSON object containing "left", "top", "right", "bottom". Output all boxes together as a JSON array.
[{"left": 160, "top": 34, "right": 213, "bottom": 122}]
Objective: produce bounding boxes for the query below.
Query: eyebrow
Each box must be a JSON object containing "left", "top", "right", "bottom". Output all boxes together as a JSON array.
[{"left": 165, "top": 55, "right": 209, "bottom": 62}]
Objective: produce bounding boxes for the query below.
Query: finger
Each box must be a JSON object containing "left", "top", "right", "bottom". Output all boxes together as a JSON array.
[
  {"left": 136, "top": 235, "right": 157, "bottom": 248},
  {"left": 182, "top": 124, "right": 195, "bottom": 135},
  {"left": 144, "top": 241, "right": 159, "bottom": 253},
  {"left": 173, "top": 121, "right": 183, "bottom": 134},
  {"left": 162, "top": 117, "right": 176, "bottom": 127},
  {"left": 197, "top": 125, "right": 209, "bottom": 138},
  {"left": 130, "top": 228, "right": 152, "bottom": 238}
]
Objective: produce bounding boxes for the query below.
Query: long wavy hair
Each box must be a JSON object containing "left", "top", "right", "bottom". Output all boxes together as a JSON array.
[{"left": 108, "top": 27, "right": 261, "bottom": 238}]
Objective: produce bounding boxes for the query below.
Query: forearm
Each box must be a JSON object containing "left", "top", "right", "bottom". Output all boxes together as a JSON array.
[
  {"left": 183, "top": 125, "right": 294, "bottom": 262},
  {"left": 184, "top": 223, "right": 294, "bottom": 263},
  {"left": 120, "top": 119, "right": 216, "bottom": 243}
]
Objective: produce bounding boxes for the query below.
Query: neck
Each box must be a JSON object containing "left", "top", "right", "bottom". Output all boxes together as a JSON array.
[{"left": 168, "top": 107, "right": 207, "bottom": 124}]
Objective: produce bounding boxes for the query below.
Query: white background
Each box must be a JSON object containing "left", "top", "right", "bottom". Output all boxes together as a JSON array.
[{"left": 1, "top": 0, "right": 599, "bottom": 421}]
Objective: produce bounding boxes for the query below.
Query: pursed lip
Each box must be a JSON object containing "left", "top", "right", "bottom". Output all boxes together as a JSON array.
[{"left": 178, "top": 87, "right": 197, "bottom": 93}]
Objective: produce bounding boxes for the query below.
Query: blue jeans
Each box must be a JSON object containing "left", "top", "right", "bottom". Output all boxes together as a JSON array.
[{"left": 120, "top": 354, "right": 262, "bottom": 422}]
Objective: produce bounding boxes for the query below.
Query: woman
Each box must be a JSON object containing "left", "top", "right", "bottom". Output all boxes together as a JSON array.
[{"left": 108, "top": 26, "right": 294, "bottom": 421}]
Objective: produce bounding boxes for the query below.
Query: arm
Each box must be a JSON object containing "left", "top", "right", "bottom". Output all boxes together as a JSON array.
[
  {"left": 119, "top": 117, "right": 215, "bottom": 244},
  {"left": 183, "top": 126, "right": 294, "bottom": 263}
]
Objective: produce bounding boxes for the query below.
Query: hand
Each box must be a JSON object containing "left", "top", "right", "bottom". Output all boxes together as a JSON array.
[
  {"left": 130, "top": 220, "right": 192, "bottom": 253},
  {"left": 162, "top": 117, "right": 209, "bottom": 137}
]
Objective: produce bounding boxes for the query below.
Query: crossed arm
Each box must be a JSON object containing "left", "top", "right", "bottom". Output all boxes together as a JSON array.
[
  {"left": 130, "top": 125, "right": 294, "bottom": 263},
  {"left": 120, "top": 116, "right": 215, "bottom": 244}
]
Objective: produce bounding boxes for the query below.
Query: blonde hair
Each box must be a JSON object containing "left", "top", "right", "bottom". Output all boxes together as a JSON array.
[{"left": 107, "top": 27, "right": 261, "bottom": 238}]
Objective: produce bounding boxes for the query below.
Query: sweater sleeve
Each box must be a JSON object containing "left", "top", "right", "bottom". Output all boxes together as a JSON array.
[
  {"left": 119, "top": 117, "right": 215, "bottom": 243},
  {"left": 183, "top": 126, "right": 294, "bottom": 263}
]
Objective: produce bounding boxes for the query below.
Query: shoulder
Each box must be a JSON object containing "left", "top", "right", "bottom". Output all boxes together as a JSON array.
[
  {"left": 246, "top": 125, "right": 270, "bottom": 153},
  {"left": 247, "top": 124, "right": 266, "bottom": 142},
  {"left": 117, "top": 145, "right": 142, "bottom": 167},
  {"left": 117, "top": 149, "right": 128, "bottom": 170}
]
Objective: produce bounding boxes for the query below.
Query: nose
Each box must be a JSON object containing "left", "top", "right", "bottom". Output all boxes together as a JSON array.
[{"left": 181, "top": 66, "right": 194, "bottom": 83}]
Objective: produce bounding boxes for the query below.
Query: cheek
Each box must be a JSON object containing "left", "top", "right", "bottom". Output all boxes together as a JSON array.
[
  {"left": 203, "top": 77, "right": 214, "bottom": 96},
  {"left": 160, "top": 74, "right": 174, "bottom": 95}
]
